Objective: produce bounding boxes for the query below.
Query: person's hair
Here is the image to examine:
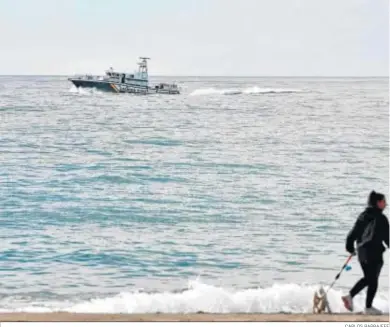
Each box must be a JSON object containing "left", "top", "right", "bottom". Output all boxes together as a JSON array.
[{"left": 368, "top": 190, "right": 385, "bottom": 207}]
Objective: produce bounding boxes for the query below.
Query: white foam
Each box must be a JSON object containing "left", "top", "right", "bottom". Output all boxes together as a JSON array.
[
  {"left": 1, "top": 281, "right": 388, "bottom": 314},
  {"left": 189, "top": 88, "right": 240, "bottom": 96},
  {"left": 189, "top": 87, "right": 300, "bottom": 96},
  {"left": 242, "top": 86, "right": 299, "bottom": 94},
  {"left": 68, "top": 86, "right": 103, "bottom": 96}
]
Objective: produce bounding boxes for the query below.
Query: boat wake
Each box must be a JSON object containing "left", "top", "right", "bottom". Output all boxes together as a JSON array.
[
  {"left": 68, "top": 86, "right": 104, "bottom": 96},
  {"left": 0, "top": 281, "right": 388, "bottom": 314},
  {"left": 190, "top": 87, "right": 301, "bottom": 96}
]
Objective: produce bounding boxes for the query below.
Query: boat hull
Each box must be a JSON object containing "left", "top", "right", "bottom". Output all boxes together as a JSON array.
[{"left": 68, "top": 78, "right": 180, "bottom": 95}]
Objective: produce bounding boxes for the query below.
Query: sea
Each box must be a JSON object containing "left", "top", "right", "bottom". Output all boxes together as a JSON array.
[{"left": 0, "top": 75, "right": 388, "bottom": 313}]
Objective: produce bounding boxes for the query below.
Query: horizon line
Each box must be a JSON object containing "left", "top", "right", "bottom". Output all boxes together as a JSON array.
[{"left": 0, "top": 74, "right": 388, "bottom": 78}]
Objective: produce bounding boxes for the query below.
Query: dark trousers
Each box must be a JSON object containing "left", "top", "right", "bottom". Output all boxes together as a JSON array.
[{"left": 349, "top": 253, "right": 383, "bottom": 308}]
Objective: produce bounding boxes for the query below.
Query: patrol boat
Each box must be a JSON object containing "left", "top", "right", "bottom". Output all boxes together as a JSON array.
[{"left": 68, "top": 57, "right": 180, "bottom": 94}]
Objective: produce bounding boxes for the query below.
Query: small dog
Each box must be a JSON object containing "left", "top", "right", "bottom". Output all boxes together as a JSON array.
[{"left": 312, "top": 286, "right": 332, "bottom": 314}]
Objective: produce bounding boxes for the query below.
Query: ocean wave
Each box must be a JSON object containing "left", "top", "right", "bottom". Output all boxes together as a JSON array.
[{"left": 0, "top": 281, "right": 388, "bottom": 314}]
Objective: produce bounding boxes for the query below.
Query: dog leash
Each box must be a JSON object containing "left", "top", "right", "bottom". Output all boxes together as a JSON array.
[{"left": 325, "top": 253, "right": 354, "bottom": 295}]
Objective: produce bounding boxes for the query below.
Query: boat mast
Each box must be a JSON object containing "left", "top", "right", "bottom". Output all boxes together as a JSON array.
[{"left": 138, "top": 57, "right": 150, "bottom": 80}]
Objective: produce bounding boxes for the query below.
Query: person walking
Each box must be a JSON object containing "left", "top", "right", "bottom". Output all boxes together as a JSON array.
[{"left": 341, "top": 191, "right": 389, "bottom": 315}]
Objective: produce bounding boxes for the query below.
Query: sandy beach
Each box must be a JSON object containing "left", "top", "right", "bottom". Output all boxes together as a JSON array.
[{"left": 0, "top": 313, "right": 388, "bottom": 322}]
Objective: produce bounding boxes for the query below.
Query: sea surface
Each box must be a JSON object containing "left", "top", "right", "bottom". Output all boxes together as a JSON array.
[{"left": 0, "top": 76, "right": 388, "bottom": 313}]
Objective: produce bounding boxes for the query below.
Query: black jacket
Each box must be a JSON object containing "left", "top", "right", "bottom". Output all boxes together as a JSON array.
[{"left": 346, "top": 206, "right": 389, "bottom": 258}]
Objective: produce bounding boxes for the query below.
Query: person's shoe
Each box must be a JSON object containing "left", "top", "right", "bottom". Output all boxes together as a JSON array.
[
  {"left": 364, "top": 307, "right": 382, "bottom": 315},
  {"left": 341, "top": 294, "right": 354, "bottom": 312}
]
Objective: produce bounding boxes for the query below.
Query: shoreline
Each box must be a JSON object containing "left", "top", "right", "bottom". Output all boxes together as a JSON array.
[{"left": 0, "top": 313, "right": 388, "bottom": 322}]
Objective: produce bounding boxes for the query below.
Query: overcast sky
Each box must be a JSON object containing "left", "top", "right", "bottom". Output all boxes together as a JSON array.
[{"left": 0, "top": 0, "right": 388, "bottom": 76}]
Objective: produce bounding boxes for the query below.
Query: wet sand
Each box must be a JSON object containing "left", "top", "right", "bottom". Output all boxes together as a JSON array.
[{"left": 0, "top": 313, "right": 388, "bottom": 322}]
